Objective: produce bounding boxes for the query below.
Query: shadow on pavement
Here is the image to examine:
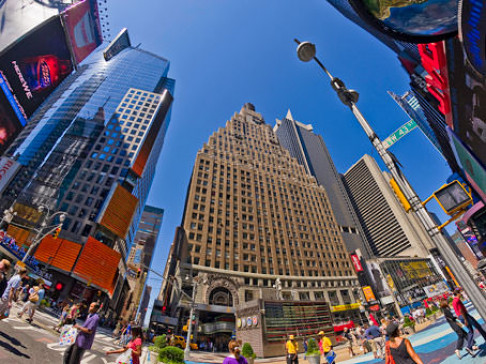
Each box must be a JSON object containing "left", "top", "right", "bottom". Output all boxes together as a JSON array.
[
  {"left": 0, "top": 331, "right": 27, "bottom": 348},
  {"left": 0, "top": 339, "right": 30, "bottom": 358}
]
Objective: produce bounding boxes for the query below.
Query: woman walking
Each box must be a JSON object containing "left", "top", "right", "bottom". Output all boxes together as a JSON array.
[
  {"left": 106, "top": 326, "right": 143, "bottom": 364},
  {"left": 440, "top": 298, "right": 478, "bottom": 359},
  {"left": 384, "top": 322, "right": 423, "bottom": 364},
  {"left": 223, "top": 340, "right": 248, "bottom": 364}
]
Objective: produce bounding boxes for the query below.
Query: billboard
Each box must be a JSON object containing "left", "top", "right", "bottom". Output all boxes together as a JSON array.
[
  {"left": 98, "top": 184, "right": 139, "bottom": 238},
  {"left": 362, "top": 286, "right": 376, "bottom": 302},
  {"left": 62, "top": 0, "right": 103, "bottom": 65},
  {"left": 459, "top": 0, "right": 486, "bottom": 77},
  {"left": 34, "top": 236, "right": 82, "bottom": 272},
  {"left": 350, "top": 254, "right": 364, "bottom": 272},
  {"left": 0, "top": 157, "right": 21, "bottom": 193},
  {"left": 73, "top": 236, "right": 121, "bottom": 293},
  {"left": 0, "top": 84, "right": 23, "bottom": 154},
  {"left": 0, "top": 0, "right": 63, "bottom": 51},
  {"left": 446, "top": 38, "right": 486, "bottom": 169},
  {"left": 0, "top": 16, "right": 74, "bottom": 119},
  {"left": 349, "top": 0, "right": 458, "bottom": 43}
]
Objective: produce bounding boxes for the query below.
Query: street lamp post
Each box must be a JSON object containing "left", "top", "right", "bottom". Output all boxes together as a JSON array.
[
  {"left": 22, "top": 205, "right": 66, "bottom": 263},
  {"left": 294, "top": 39, "right": 486, "bottom": 322},
  {"left": 184, "top": 277, "right": 198, "bottom": 360}
]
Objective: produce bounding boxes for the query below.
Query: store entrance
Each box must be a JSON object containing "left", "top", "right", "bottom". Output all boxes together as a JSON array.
[{"left": 195, "top": 311, "right": 235, "bottom": 352}]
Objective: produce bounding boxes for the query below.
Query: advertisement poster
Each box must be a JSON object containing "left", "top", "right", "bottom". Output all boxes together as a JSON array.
[
  {"left": 0, "top": 79, "right": 23, "bottom": 154},
  {"left": 366, "top": 260, "right": 392, "bottom": 298},
  {"left": 62, "top": 0, "right": 103, "bottom": 65},
  {"left": 362, "top": 286, "right": 376, "bottom": 302},
  {"left": 0, "top": 16, "right": 74, "bottom": 119}
]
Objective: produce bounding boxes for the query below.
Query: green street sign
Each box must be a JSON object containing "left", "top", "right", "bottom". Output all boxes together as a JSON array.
[{"left": 383, "top": 119, "right": 417, "bottom": 149}]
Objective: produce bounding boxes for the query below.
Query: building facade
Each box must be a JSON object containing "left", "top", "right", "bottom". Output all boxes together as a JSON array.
[
  {"left": 274, "top": 111, "right": 372, "bottom": 258},
  {"left": 0, "top": 31, "right": 174, "bottom": 316},
  {"left": 343, "top": 155, "right": 434, "bottom": 257},
  {"left": 163, "top": 104, "right": 361, "bottom": 356}
]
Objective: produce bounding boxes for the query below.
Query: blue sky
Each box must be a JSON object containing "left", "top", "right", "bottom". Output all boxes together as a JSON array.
[{"left": 109, "top": 0, "right": 453, "bottom": 319}]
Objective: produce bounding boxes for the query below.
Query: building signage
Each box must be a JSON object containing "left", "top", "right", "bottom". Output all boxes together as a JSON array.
[
  {"left": 383, "top": 119, "right": 417, "bottom": 149},
  {"left": 362, "top": 286, "right": 376, "bottom": 302},
  {"left": 330, "top": 303, "right": 360, "bottom": 313},
  {"left": 459, "top": 0, "right": 486, "bottom": 76},
  {"left": 423, "top": 281, "right": 449, "bottom": 298},
  {"left": 0, "top": 157, "right": 20, "bottom": 194},
  {"left": 417, "top": 42, "right": 453, "bottom": 127},
  {"left": 350, "top": 254, "right": 363, "bottom": 272}
]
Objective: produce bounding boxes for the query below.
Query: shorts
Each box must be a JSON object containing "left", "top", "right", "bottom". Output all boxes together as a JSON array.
[{"left": 368, "top": 339, "right": 377, "bottom": 352}]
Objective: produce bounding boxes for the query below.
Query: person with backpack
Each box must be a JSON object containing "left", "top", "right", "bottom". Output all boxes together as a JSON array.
[
  {"left": 17, "top": 282, "right": 45, "bottom": 323},
  {"left": 385, "top": 322, "right": 423, "bottom": 364}
]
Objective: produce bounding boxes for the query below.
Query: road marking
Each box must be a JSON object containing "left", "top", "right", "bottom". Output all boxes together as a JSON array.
[
  {"left": 36, "top": 337, "right": 55, "bottom": 343},
  {"left": 81, "top": 353, "right": 97, "bottom": 363}
]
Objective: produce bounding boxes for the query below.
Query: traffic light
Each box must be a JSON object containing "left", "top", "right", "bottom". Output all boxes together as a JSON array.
[
  {"left": 55, "top": 282, "right": 64, "bottom": 291},
  {"left": 162, "top": 305, "right": 167, "bottom": 313},
  {"left": 136, "top": 268, "right": 141, "bottom": 278},
  {"left": 52, "top": 226, "right": 61, "bottom": 239}
]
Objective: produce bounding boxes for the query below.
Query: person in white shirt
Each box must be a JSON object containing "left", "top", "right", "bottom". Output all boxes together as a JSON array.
[{"left": 0, "top": 268, "right": 28, "bottom": 318}]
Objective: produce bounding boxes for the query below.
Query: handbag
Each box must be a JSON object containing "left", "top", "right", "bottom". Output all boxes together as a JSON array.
[
  {"left": 116, "top": 348, "right": 133, "bottom": 364},
  {"left": 29, "top": 289, "right": 39, "bottom": 303},
  {"left": 59, "top": 324, "right": 78, "bottom": 346},
  {"left": 325, "top": 350, "right": 336, "bottom": 364},
  {"left": 385, "top": 341, "right": 396, "bottom": 364}
]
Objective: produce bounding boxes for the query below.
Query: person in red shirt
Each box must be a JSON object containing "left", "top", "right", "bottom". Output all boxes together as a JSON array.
[
  {"left": 452, "top": 288, "right": 486, "bottom": 342},
  {"left": 106, "top": 326, "right": 143, "bottom": 364}
]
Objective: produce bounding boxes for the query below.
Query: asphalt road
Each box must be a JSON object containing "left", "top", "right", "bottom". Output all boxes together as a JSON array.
[{"left": 0, "top": 303, "right": 123, "bottom": 363}]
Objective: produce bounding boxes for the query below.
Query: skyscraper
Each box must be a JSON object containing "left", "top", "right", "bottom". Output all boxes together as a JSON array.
[
  {"left": 1, "top": 30, "right": 174, "bottom": 314},
  {"left": 274, "top": 111, "right": 372, "bottom": 257},
  {"left": 343, "top": 154, "right": 434, "bottom": 257},
  {"left": 162, "top": 104, "right": 361, "bottom": 354}
]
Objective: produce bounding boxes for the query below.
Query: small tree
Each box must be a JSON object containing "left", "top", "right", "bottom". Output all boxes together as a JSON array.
[
  {"left": 242, "top": 343, "right": 256, "bottom": 359},
  {"left": 154, "top": 334, "right": 168, "bottom": 349},
  {"left": 306, "top": 338, "right": 320, "bottom": 356},
  {"left": 159, "top": 346, "right": 185, "bottom": 364}
]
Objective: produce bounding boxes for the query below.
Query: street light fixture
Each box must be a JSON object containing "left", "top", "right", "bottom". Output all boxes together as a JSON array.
[{"left": 294, "top": 39, "right": 486, "bottom": 322}]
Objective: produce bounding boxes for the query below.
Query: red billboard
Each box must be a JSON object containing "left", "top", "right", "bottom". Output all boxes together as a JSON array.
[
  {"left": 62, "top": 0, "right": 103, "bottom": 65},
  {"left": 0, "top": 16, "right": 74, "bottom": 119},
  {"left": 350, "top": 254, "right": 364, "bottom": 272}
]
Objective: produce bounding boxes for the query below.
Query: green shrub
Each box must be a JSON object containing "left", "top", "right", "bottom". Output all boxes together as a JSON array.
[
  {"left": 148, "top": 345, "right": 160, "bottom": 353},
  {"left": 448, "top": 297, "right": 453, "bottom": 304},
  {"left": 39, "top": 299, "right": 48, "bottom": 307},
  {"left": 306, "top": 338, "right": 320, "bottom": 356},
  {"left": 154, "top": 334, "right": 168, "bottom": 349},
  {"left": 159, "top": 346, "right": 185, "bottom": 364},
  {"left": 242, "top": 342, "right": 256, "bottom": 359},
  {"left": 403, "top": 316, "right": 415, "bottom": 328}
]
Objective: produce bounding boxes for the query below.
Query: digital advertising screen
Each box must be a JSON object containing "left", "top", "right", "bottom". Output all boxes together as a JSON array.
[
  {"left": 0, "top": 16, "right": 74, "bottom": 119},
  {"left": 0, "top": 75, "right": 23, "bottom": 154},
  {"left": 62, "top": 0, "right": 103, "bottom": 65}
]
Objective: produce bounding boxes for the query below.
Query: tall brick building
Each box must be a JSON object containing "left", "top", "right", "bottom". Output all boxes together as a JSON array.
[{"left": 161, "top": 104, "right": 361, "bottom": 356}]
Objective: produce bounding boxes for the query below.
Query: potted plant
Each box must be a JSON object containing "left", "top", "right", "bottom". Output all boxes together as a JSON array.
[
  {"left": 305, "top": 338, "right": 320, "bottom": 364},
  {"left": 242, "top": 343, "right": 257, "bottom": 364}
]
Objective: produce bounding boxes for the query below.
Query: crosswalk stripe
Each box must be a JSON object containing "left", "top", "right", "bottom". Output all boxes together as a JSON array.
[{"left": 81, "top": 354, "right": 97, "bottom": 363}]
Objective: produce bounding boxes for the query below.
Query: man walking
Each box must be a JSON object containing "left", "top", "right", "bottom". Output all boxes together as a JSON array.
[
  {"left": 285, "top": 334, "right": 299, "bottom": 364},
  {"left": 365, "top": 321, "right": 384, "bottom": 359},
  {"left": 17, "top": 282, "right": 45, "bottom": 323},
  {"left": 318, "top": 331, "right": 336, "bottom": 364},
  {"left": 0, "top": 267, "right": 27, "bottom": 318},
  {"left": 63, "top": 301, "right": 100, "bottom": 364},
  {"left": 453, "top": 288, "right": 486, "bottom": 342}
]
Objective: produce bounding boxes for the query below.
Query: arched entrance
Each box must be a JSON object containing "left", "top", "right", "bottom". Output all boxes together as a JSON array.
[{"left": 209, "top": 287, "right": 233, "bottom": 306}]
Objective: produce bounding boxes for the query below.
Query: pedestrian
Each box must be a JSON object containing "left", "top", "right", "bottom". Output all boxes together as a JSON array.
[
  {"left": 19, "top": 283, "right": 30, "bottom": 303},
  {"left": 343, "top": 327, "right": 355, "bottom": 357},
  {"left": 453, "top": 288, "right": 486, "bottom": 342},
  {"left": 0, "top": 267, "right": 27, "bottom": 319},
  {"left": 223, "top": 340, "right": 248, "bottom": 364},
  {"left": 440, "top": 298, "right": 478, "bottom": 359},
  {"left": 318, "top": 331, "right": 335, "bottom": 364},
  {"left": 365, "top": 321, "right": 384, "bottom": 359},
  {"left": 67, "top": 302, "right": 80, "bottom": 321},
  {"left": 303, "top": 337, "right": 308, "bottom": 360},
  {"left": 0, "top": 259, "right": 11, "bottom": 298},
  {"left": 17, "top": 282, "right": 45, "bottom": 323},
  {"left": 55, "top": 303, "right": 71, "bottom": 332},
  {"left": 106, "top": 326, "right": 143, "bottom": 364},
  {"left": 285, "top": 334, "right": 299, "bottom": 364},
  {"left": 63, "top": 301, "right": 101, "bottom": 364},
  {"left": 384, "top": 321, "right": 423, "bottom": 364}
]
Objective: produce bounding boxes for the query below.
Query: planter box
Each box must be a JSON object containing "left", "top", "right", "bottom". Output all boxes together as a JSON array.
[{"left": 307, "top": 354, "right": 320, "bottom": 364}]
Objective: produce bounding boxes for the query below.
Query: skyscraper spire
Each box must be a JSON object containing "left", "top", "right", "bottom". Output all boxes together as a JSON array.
[{"left": 286, "top": 109, "right": 294, "bottom": 121}]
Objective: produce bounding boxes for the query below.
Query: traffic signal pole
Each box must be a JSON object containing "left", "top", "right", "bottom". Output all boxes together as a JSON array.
[{"left": 295, "top": 40, "right": 486, "bottom": 323}]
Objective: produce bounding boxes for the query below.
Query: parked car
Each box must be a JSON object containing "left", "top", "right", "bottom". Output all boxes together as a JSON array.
[{"left": 171, "top": 335, "right": 198, "bottom": 350}]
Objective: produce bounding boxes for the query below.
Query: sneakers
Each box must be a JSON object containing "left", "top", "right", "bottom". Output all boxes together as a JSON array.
[{"left": 455, "top": 349, "right": 461, "bottom": 359}]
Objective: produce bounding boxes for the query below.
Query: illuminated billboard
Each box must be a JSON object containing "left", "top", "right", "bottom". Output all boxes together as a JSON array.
[
  {"left": 62, "top": 0, "right": 103, "bottom": 65},
  {"left": 0, "top": 16, "right": 74, "bottom": 118},
  {"left": 349, "top": 0, "right": 458, "bottom": 43},
  {"left": 459, "top": 0, "right": 486, "bottom": 77},
  {"left": 0, "top": 80, "right": 23, "bottom": 154}
]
